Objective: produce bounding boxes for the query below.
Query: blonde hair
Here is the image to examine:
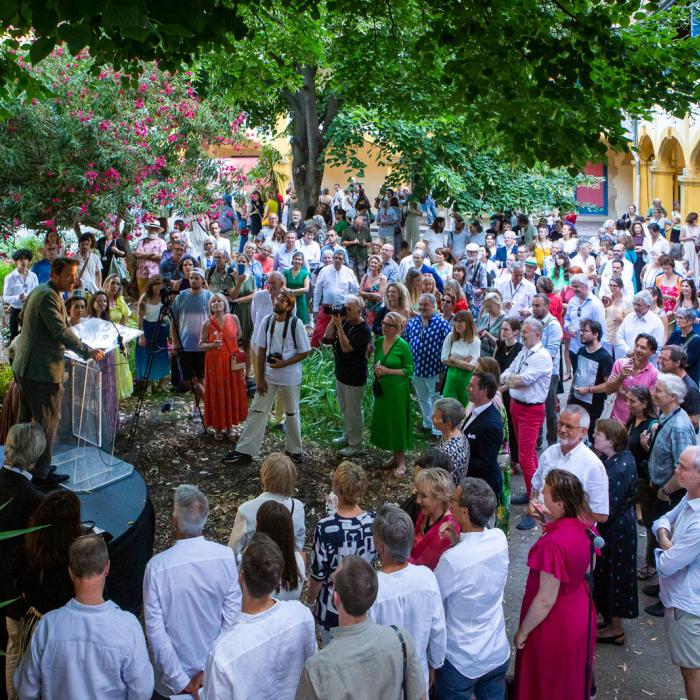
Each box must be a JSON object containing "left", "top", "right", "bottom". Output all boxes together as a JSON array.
[
  {"left": 332, "top": 461, "right": 368, "bottom": 505},
  {"left": 208, "top": 292, "right": 228, "bottom": 313},
  {"left": 102, "top": 273, "right": 123, "bottom": 298},
  {"left": 384, "top": 282, "right": 411, "bottom": 316},
  {"left": 260, "top": 453, "right": 297, "bottom": 497},
  {"left": 414, "top": 468, "right": 454, "bottom": 507},
  {"left": 383, "top": 310, "right": 407, "bottom": 333},
  {"left": 451, "top": 310, "right": 476, "bottom": 343},
  {"left": 482, "top": 292, "right": 503, "bottom": 314},
  {"left": 5, "top": 422, "right": 46, "bottom": 469}
]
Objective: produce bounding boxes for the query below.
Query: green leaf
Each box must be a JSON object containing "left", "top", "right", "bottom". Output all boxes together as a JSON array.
[{"left": 29, "top": 37, "right": 56, "bottom": 65}]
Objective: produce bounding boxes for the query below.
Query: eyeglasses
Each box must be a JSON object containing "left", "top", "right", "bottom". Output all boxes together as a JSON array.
[
  {"left": 558, "top": 420, "right": 582, "bottom": 431},
  {"left": 381, "top": 321, "right": 397, "bottom": 327}
]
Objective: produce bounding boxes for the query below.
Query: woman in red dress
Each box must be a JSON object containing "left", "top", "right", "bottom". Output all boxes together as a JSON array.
[
  {"left": 199, "top": 293, "right": 248, "bottom": 441},
  {"left": 513, "top": 469, "right": 596, "bottom": 700},
  {"left": 408, "top": 467, "right": 460, "bottom": 570}
]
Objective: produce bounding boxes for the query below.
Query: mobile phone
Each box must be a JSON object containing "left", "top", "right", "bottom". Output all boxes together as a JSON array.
[{"left": 237, "top": 263, "right": 246, "bottom": 275}]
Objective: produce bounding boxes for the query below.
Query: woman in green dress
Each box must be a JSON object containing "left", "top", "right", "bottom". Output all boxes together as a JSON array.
[
  {"left": 370, "top": 311, "right": 414, "bottom": 478},
  {"left": 284, "top": 251, "right": 310, "bottom": 324},
  {"left": 441, "top": 310, "right": 481, "bottom": 406}
]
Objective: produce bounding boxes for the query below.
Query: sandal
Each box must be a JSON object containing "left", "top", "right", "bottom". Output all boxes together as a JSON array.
[
  {"left": 596, "top": 633, "right": 625, "bottom": 646},
  {"left": 637, "top": 565, "right": 657, "bottom": 581},
  {"left": 214, "top": 431, "right": 224, "bottom": 441}
]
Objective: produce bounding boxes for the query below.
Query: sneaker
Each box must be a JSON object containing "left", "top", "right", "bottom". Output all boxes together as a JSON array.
[
  {"left": 516, "top": 514, "right": 537, "bottom": 531},
  {"left": 511, "top": 493, "right": 529, "bottom": 505},
  {"left": 339, "top": 445, "right": 363, "bottom": 457},
  {"left": 643, "top": 584, "right": 660, "bottom": 598},
  {"left": 645, "top": 601, "right": 665, "bottom": 617},
  {"left": 33, "top": 471, "right": 70, "bottom": 487},
  {"left": 332, "top": 436, "right": 349, "bottom": 447},
  {"left": 221, "top": 451, "right": 252, "bottom": 465},
  {"left": 285, "top": 451, "right": 303, "bottom": 465}
]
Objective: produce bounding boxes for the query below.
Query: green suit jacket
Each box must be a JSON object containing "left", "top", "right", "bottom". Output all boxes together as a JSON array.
[{"left": 13, "top": 282, "right": 88, "bottom": 384}]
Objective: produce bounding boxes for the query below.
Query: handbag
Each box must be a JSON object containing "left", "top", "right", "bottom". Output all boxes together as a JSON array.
[{"left": 372, "top": 379, "right": 383, "bottom": 398}]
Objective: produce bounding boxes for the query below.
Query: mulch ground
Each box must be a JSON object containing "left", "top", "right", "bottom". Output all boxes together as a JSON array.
[{"left": 117, "top": 390, "right": 420, "bottom": 555}]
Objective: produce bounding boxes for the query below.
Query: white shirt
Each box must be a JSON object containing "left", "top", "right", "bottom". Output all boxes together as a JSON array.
[
  {"left": 369, "top": 564, "right": 446, "bottom": 691},
  {"left": 570, "top": 253, "right": 596, "bottom": 279},
  {"left": 250, "top": 290, "right": 273, "bottom": 340},
  {"left": 463, "top": 401, "right": 492, "bottom": 430},
  {"left": 422, "top": 231, "right": 445, "bottom": 259},
  {"left": 214, "top": 236, "right": 231, "bottom": 256},
  {"left": 441, "top": 335, "right": 481, "bottom": 364},
  {"left": 564, "top": 294, "right": 608, "bottom": 354},
  {"left": 253, "top": 313, "right": 311, "bottom": 386},
  {"left": 502, "top": 342, "right": 552, "bottom": 404},
  {"left": 434, "top": 529, "right": 510, "bottom": 680},
  {"left": 143, "top": 537, "right": 242, "bottom": 697},
  {"left": 228, "top": 491, "right": 306, "bottom": 556},
  {"left": 643, "top": 234, "right": 670, "bottom": 258},
  {"left": 204, "top": 601, "right": 316, "bottom": 700},
  {"left": 617, "top": 311, "right": 665, "bottom": 356},
  {"left": 77, "top": 252, "right": 102, "bottom": 293},
  {"left": 272, "top": 551, "right": 306, "bottom": 602},
  {"left": 14, "top": 598, "right": 153, "bottom": 700},
  {"left": 599, "top": 258, "right": 635, "bottom": 301},
  {"left": 312, "top": 264, "right": 359, "bottom": 312},
  {"left": 653, "top": 496, "right": 700, "bottom": 616},
  {"left": 496, "top": 277, "right": 536, "bottom": 319},
  {"left": 531, "top": 442, "right": 609, "bottom": 515},
  {"left": 300, "top": 240, "right": 321, "bottom": 269},
  {"left": 3, "top": 269, "right": 39, "bottom": 309}
]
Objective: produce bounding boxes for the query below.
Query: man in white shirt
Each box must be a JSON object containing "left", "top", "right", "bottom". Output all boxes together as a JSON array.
[
  {"left": 209, "top": 220, "right": 231, "bottom": 257},
  {"left": 434, "top": 477, "right": 510, "bottom": 699},
  {"left": 529, "top": 404, "right": 609, "bottom": 529},
  {"left": 643, "top": 222, "right": 670, "bottom": 259},
  {"left": 368, "top": 505, "right": 446, "bottom": 692},
  {"left": 205, "top": 534, "right": 316, "bottom": 700},
  {"left": 563, "top": 274, "right": 607, "bottom": 371},
  {"left": 496, "top": 263, "right": 535, "bottom": 319},
  {"left": 250, "top": 271, "right": 285, "bottom": 345},
  {"left": 311, "top": 250, "right": 359, "bottom": 347},
  {"left": 3, "top": 248, "right": 39, "bottom": 340},
  {"left": 274, "top": 230, "right": 303, "bottom": 272},
  {"left": 652, "top": 445, "right": 700, "bottom": 700},
  {"left": 598, "top": 244, "right": 635, "bottom": 299},
  {"left": 501, "top": 318, "right": 553, "bottom": 529},
  {"left": 75, "top": 233, "right": 102, "bottom": 293},
  {"left": 617, "top": 290, "right": 665, "bottom": 359},
  {"left": 143, "top": 485, "right": 241, "bottom": 699},
  {"left": 14, "top": 535, "right": 153, "bottom": 700},
  {"left": 224, "top": 290, "right": 311, "bottom": 465}
]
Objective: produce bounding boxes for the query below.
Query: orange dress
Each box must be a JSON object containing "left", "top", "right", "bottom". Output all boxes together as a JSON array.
[{"left": 204, "top": 314, "right": 248, "bottom": 431}]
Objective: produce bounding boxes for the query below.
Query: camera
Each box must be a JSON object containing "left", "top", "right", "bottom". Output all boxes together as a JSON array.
[
  {"left": 160, "top": 285, "right": 176, "bottom": 305},
  {"left": 267, "top": 352, "right": 284, "bottom": 365},
  {"left": 323, "top": 304, "right": 346, "bottom": 317}
]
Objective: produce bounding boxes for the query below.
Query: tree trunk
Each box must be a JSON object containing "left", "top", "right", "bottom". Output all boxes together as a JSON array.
[{"left": 284, "top": 65, "right": 339, "bottom": 215}]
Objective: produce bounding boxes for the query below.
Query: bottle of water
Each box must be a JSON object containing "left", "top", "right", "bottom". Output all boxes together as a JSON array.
[{"left": 325, "top": 492, "right": 338, "bottom": 516}]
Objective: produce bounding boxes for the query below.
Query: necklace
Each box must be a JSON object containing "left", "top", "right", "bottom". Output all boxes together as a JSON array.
[{"left": 503, "top": 342, "right": 518, "bottom": 357}]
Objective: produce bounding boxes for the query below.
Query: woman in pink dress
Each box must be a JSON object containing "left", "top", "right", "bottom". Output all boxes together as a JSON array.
[
  {"left": 408, "top": 468, "right": 460, "bottom": 570},
  {"left": 513, "top": 469, "right": 596, "bottom": 700}
]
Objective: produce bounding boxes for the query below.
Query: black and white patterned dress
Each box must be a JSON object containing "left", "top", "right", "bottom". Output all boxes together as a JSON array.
[{"left": 309, "top": 511, "right": 376, "bottom": 631}]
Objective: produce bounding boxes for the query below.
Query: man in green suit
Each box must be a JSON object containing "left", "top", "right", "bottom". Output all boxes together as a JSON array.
[{"left": 13, "top": 257, "right": 105, "bottom": 486}]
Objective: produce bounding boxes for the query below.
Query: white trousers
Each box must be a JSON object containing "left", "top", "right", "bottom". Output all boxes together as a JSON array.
[{"left": 236, "top": 384, "right": 302, "bottom": 457}]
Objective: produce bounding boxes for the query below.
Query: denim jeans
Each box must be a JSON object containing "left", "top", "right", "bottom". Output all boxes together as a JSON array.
[
  {"left": 411, "top": 374, "right": 442, "bottom": 435},
  {"left": 436, "top": 657, "right": 509, "bottom": 700}
]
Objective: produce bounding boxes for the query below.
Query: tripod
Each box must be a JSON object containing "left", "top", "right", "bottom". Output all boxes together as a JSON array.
[
  {"left": 126, "top": 291, "right": 205, "bottom": 449},
  {"left": 584, "top": 529, "right": 605, "bottom": 700}
]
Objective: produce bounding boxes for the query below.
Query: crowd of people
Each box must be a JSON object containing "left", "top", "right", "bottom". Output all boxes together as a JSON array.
[{"left": 2, "top": 188, "right": 700, "bottom": 699}]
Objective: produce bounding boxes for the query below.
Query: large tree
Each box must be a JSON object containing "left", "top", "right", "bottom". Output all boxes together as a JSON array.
[{"left": 197, "top": 0, "right": 700, "bottom": 211}]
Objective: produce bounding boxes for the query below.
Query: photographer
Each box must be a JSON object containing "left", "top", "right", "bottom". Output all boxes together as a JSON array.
[
  {"left": 224, "top": 290, "right": 311, "bottom": 466},
  {"left": 323, "top": 295, "right": 372, "bottom": 457}
]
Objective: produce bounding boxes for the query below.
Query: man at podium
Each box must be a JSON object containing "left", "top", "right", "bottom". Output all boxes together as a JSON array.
[{"left": 13, "top": 257, "right": 105, "bottom": 487}]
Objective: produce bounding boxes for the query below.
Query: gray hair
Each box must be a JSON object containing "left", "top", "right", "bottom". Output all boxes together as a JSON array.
[
  {"left": 656, "top": 373, "right": 688, "bottom": 403},
  {"left": 483, "top": 292, "right": 503, "bottom": 312},
  {"left": 634, "top": 290, "right": 653, "bottom": 307},
  {"left": 510, "top": 262, "right": 524, "bottom": 273},
  {"left": 208, "top": 292, "right": 228, "bottom": 313},
  {"left": 522, "top": 317, "right": 543, "bottom": 336},
  {"left": 4, "top": 422, "right": 46, "bottom": 469},
  {"left": 457, "top": 477, "right": 497, "bottom": 528},
  {"left": 561, "top": 404, "right": 591, "bottom": 429},
  {"left": 419, "top": 292, "right": 437, "bottom": 306},
  {"left": 412, "top": 248, "right": 426, "bottom": 260},
  {"left": 344, "top": 294, "right": 365, "bottom": 312},
  {"left": 372, "top": 504, "right": 415, "bottom": 564},
  {"left": 433, "top": 398, "right": 466, "bottom": 428},
  {"left": 174, "top": 484, "right": 209, "bottom": 536},
  {"left": 570, "top": 273, "right": 590, "bottom": 287},
  {"left": 267, "top": 271, "right": 284, "bottom": 284},
  {"left": 675, "top": 308, "right": 697, "bottom": 323}
]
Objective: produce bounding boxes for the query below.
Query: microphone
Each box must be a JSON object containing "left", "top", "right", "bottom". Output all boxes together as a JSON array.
[
  {"left": 587, "top": 529, "right": 605, "bottom": 550},
  {"left": 108, "top": 317, "right": 125, "bottom": 354}
]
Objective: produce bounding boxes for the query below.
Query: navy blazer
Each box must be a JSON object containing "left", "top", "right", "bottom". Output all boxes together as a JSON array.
[
  {"left": 491, "top": 244, "right": 518, "bottom": 269},
  {"left": 462, "top": 403, "right": 504, "bottom": 500}
]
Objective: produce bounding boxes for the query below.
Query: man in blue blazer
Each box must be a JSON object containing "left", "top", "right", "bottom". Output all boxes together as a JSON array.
[
  {"left": 462, "top": 371, "right": 504, "bottom": 501},
  {"left": 491, "top": 230, "right": 518, "bottom": 269}
]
